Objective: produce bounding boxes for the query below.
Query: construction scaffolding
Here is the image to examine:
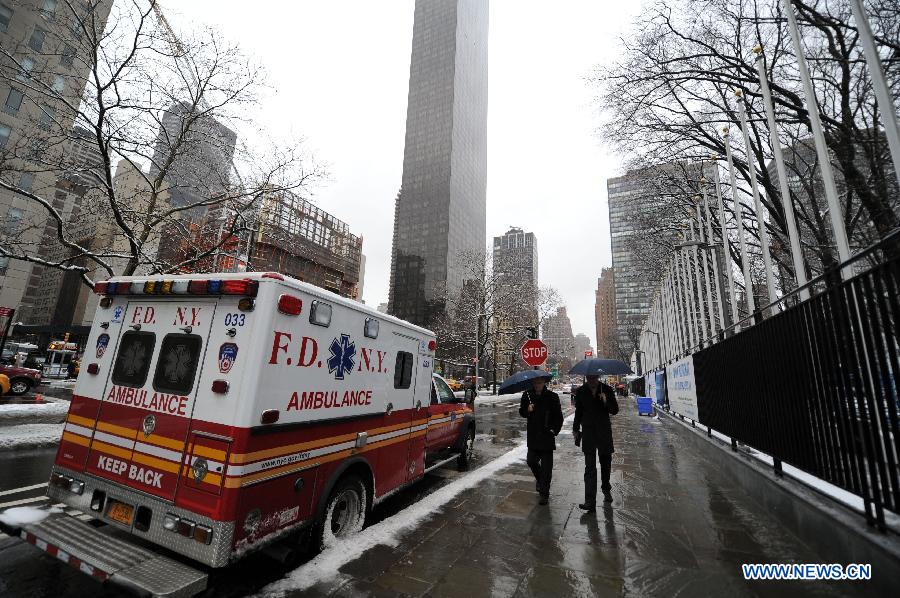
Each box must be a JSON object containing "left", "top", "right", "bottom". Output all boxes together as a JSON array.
[{"left": 251, "top": 192, "right": 362, "bottom": 298}]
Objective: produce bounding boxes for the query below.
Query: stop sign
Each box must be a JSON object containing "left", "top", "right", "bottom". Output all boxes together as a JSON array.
[{"left": 521, "top": 339, "right": 548, "bottom": 367}]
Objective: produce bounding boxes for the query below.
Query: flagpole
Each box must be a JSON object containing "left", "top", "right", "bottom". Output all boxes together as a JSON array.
[{"left": 753, "top": 46, "right": 809, "bottom": 300}]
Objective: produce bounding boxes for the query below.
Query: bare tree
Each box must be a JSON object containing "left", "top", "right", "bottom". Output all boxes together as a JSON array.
[
  {"left": 593, "top": 0, "right": 900, "bottom": 300},
  {"left": 430, "top": 249, "right": 561, "bottom": 381},
  {"left": 0, "top": 0, "right": 321, "bottom": 294}
]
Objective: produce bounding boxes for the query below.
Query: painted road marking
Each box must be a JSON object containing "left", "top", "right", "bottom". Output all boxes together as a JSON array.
[{"left": 0, "top": 483, "right": 48, "bottom": 498}]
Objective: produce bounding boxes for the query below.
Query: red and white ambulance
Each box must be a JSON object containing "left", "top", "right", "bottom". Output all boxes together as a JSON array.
[{"left": 1, "top": 272, "right": 476, "bottom": 596}]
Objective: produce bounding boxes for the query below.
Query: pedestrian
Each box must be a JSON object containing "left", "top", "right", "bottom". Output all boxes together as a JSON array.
[
  {"left": 518, "top": 374, "right": 563, "bottom": 505},
  {"left": 573, "top": 374, "right": 619, "bottom": 511}
]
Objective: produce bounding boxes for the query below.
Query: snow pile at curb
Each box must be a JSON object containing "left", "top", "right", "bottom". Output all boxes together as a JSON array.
[
  {"left": 0, "top": 401, "right": 69, "bottom": 425},
  {"left": 0, "top": 505, "right": 62, "bottom": 527},
  {"left": 261, "top": 444, "right": 529, "bottom": 595},
  {"left": 0, "top": 423, "right": 64, "bottom": 449},
  {"left": 261, "top": 413, "right": 575, "bottom": 596}
]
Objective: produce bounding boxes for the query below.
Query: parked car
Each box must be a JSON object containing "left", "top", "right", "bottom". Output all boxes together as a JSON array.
[
  {"left": 0, "top": 364, "right": 42, "bottom": 395},
  {"left": 444, "top": 378, "right": 462, "bottom": 391}
]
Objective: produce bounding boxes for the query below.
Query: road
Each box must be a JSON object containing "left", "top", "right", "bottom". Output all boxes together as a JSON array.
[{"left": 0, "top": 393, "right": 548, "bottom": 597}]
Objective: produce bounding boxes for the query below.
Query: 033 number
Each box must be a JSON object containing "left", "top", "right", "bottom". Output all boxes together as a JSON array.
[{"left": 224, "top": 313, "right": 246, "bottom": 327}]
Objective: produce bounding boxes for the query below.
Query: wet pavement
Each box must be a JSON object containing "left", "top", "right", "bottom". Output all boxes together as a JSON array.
[
  {"left": 0, "top": 396, "right": 874, "bottom": 597},
  {"left": 280, "top": 399, "right": 869, "bottom": 598}
]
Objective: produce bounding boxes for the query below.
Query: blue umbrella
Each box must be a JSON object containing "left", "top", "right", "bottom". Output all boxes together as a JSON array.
[
  {"left": 568, "top": 358, "right": 632, "bottom": 376},
  {"left": 499, "top": 369, "right": 552, "bottom": 395}
]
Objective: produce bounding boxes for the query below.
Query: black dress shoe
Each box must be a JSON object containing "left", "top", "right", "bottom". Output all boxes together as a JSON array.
[
  {"left": 535, "top": 481, "right": 541, "bottom": 493},
  {"left": 539, "top": 495, "right": 549, "bottom": 505},
  {"left": 578, "top": 503, "right": 596, "bottom": 512},
  {"left": 603, "top": 492, "right": 613, "bottom": 503}
]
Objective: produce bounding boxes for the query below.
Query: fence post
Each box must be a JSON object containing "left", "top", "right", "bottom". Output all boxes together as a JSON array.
[
  {"left": 707, "top": 426, "right": 712, "bottom": 438},
  {"left": 773, "top": 458, "right": 783, "bottom": 478}
]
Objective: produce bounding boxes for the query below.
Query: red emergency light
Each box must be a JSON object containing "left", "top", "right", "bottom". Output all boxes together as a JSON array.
[{"left": 94, "top": 278, "right": 258, "bottom": 298}]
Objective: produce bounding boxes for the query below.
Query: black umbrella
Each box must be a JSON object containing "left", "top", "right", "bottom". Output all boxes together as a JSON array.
[
  {"left": 568, "top": 358, "right": 632, "bottom": 376},
  {"left": 498, "top": 369, "right": 552, "bottom": 395}
]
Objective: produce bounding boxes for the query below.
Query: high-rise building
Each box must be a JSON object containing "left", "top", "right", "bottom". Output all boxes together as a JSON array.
[
  {"left": 20, "top": 126, "right": 104, "bottom": 326},
  {"left": 493, "top": 227, "right": 538, "bottom": 286},
  {"left": 388, "top": 0, "right": 489, "bottom": 326},
  {"left": 543, "top": 306, "right": 575, "bottom": 362},
  {"left": 0, "top": 0, "right": 112, "bottom": 319},
  {"left": 767, "top": 134, "right": 899, "bottom": 295},
  {"left": 149, "top": 101, "right": 237, "bottom": 212},
  {"left": 573, "top": 333, "right": 592, "bottom": 359},
  {"left": 607, "top": 162, "right": 707, "bottom": 357},
  {"left": 595, "top": 268, "right": 617, "bottom": 358}
]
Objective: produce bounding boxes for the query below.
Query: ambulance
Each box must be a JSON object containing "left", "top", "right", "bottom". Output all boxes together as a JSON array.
[{"left": 0, "top": 272, "right": 476, "bottom": 597}]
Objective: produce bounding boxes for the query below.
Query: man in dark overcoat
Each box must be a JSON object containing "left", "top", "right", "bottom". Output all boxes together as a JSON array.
[
  {"left": 573, "top": 375, "right": 619, "bottom": 511},
  {"left": 519, "top": 374, "right": 563, "bottom": 505}
]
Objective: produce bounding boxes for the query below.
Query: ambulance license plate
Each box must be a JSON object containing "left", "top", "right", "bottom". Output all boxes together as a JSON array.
[{"left": 106, "top": 500, "right": 134, "bottom": 525}]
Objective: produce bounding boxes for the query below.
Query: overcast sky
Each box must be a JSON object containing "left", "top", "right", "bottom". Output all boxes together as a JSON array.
[{"left": 167, "top": 1, "right": 644, "bottom": 349}]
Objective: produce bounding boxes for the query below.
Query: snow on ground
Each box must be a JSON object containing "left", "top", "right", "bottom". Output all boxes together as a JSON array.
[
  {"left": 0, "top": 423, "right": 64, "bottom": 449},
  {"left": 0, "top": 400, "right": 69, "bottom": 425},
  {"left": 0, "top": 505, "right": 62, "bottom": 527},
  {"left": 262, "top": 417, "right": 573, "bottom": 595}
]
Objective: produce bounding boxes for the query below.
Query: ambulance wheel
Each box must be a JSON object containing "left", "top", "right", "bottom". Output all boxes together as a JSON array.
[
  {"left": 457, "top": 425, "right": 476, "bottom": 469},
  {"left": 319, "top": 475, "right": 367, "bottom": 549}
]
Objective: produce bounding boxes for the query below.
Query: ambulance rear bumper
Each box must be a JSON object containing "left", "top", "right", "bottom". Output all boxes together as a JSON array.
[{"left": 0, "top": 508, "right": 208, "bottom": 598}]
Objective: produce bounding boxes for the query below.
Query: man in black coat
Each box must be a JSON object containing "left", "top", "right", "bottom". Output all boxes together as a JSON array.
[
  {"left": 573, "top": 375, "right": 619, "bottom": 511},
  {"left": 519, "top": 375, "right": 563, "bottom": 505}
]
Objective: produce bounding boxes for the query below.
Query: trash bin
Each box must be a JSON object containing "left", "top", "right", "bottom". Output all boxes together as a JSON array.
[{"left": 636, "top": 396, "right": 653, "bottom": 416}]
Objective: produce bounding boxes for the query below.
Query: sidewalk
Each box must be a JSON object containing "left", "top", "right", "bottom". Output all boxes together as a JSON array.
[{"left": 268, "top": 400, "right": 865, "bottom": 597}]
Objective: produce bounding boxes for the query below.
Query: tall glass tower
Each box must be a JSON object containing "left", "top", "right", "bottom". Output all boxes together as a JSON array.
[{"left": 388, "top": 0, "right": 489, "bottom": 326}]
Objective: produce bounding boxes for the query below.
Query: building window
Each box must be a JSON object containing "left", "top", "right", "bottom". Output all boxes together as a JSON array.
[
  {"left": 39, "top": 105, "right": 54, "bottom": 129},
  {"left": 19, "top": 173, "right": 34, "bottom": 191},
  {"left": 29, "top": 27, "right": 46, "bottom": 52},
  {"left": 60, "top": 45, "right": 75, "bottom": 68},
  {"left": 0, "top": 124, "right": 9, "bottom": 148},
  {"left": 0, "top": 4, "right": 11, "bottom": 33},
  {"left": 27, "top": 140, "right": 46, "bottom": 162},
  {"left": 51, "top": 75, "right": 65, "bottom": 93},
  {"left": 17, "top": 57, "right": 35, "bottom": 81},
  {"left": 41, "top": 0, "right": 57, "bottom": 18},
  {"left": 4, "top": 88, "right": 24, "bottom": 115},
  {"left": 5, "top": 207, "right": 23, "bottom": 234}
]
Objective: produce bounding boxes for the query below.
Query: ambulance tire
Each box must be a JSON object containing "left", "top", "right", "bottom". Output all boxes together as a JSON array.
[
  {"left": 318, "top": 474, "right": 367, "bottom": 549},
  {"left": 457, "top": 424, "right": 476, "bottom": 469}
]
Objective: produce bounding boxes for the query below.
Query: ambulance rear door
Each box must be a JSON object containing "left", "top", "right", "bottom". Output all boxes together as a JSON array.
[{"left": 84, "top": 298, "right": 218, "bottom": 505}]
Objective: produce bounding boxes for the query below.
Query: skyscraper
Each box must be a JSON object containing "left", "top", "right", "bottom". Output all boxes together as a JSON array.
[
  {"left": 388, "top": 0, "right": 489, "bottom": 326},
  {"left": 0, "top": 0, "right": 112, "bottom": 319},
  {"left": 594, "top": 268, "right": 617, "bottom": 358},
  {"left": 493, "top": 227, "right": 538, "bottom": 287},
  {"left": 607, "top": 162, "right": 708, "bottom": 358},
  {"left": 150, "top": 101, "right": 237, "bottom": 212},
  {"left": 543, "top": 306, "right": 575, "bottom": 362}
]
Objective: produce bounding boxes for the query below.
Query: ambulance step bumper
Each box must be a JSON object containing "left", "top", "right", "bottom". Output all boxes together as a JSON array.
[{"left": 3, "top": 510, "right": 208, "bottom": 597}]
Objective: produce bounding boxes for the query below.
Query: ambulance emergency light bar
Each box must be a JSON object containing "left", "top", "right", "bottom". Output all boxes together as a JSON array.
[{"left": 93, "top": 278, "right": 259, "bottom": 297}]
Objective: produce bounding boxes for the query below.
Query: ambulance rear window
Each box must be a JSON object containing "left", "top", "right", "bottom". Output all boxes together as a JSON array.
[
  {"left": 111, "top": 331, "right": 156, "bottom": 388},
  {"left": 394, "top": 351, "right": 413, "bottom": 389},
  {"left": 152, "top": 334, "right": 202, "bottom": 395}
]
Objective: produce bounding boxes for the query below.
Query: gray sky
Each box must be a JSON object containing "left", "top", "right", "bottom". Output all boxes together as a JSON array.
[{"left": 167, "top": 1, "right": 643, "bottom": 349}]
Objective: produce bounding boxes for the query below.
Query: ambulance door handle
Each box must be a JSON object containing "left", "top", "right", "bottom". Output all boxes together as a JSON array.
[
  {"left": 415, "top": 400, "right": 422, "bottom": 410},
  {"left": 385, "top": 402, "right": 394, "bottom": 416}
]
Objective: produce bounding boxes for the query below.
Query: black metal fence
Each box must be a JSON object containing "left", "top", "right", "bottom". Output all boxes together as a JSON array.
[{"left": 689, "top": 235, "right": 899, "bottom": 531}]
